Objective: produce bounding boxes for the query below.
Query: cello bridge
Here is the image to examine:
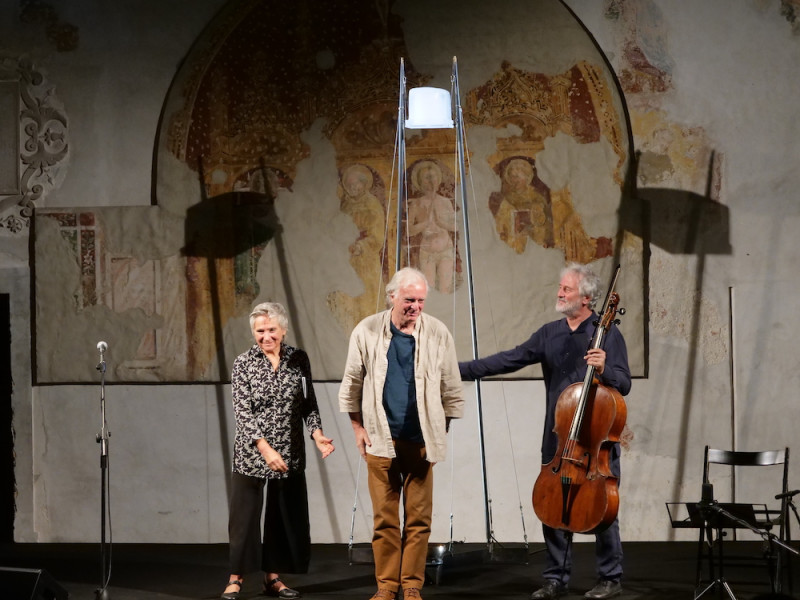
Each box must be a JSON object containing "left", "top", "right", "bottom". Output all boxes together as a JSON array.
[{"left": 562, "top": 456, "right": 587, "bottom": 468}]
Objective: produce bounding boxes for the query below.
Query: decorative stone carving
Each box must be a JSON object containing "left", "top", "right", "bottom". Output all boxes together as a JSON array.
[{"left": 0, "top": 55, "right": 68, "bottom": 234}]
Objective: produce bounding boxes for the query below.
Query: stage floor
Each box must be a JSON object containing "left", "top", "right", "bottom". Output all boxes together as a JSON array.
[{"left": 0, "top": 541, "right": 796, "bottom": 600}]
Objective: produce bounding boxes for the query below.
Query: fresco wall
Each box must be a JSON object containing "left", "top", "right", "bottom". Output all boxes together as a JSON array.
[
  {"left": 32, "top": 0, "right": 644, "bottom": 383},
  {"left": 2, "top": 0, "right": 799, "bottom": 545}
]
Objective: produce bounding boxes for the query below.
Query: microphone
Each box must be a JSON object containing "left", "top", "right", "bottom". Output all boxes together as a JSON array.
[
  {"left": 775, "top": 489, "right": 800, "bottom": 500},
  {"left": 96, "top": 341, "right": 107, "bottom": 373}
]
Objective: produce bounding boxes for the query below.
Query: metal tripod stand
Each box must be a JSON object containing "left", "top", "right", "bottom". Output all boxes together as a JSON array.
[{"left": 695, "top": 499, "right": 798, "bottom": 600}]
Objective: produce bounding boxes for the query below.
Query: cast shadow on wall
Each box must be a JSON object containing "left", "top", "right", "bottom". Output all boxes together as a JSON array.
[
  {"left": 620, "top": 152, "right": 730, "bottom": 257},
  {"left": 619, "top": 150, "right": 731, "bottom": 534},
  {"left": 181, "top": 160, "right": 303, "bottom": 380},
  {"left": 182, "top": 162, "right": 286, "bottom": 481}
]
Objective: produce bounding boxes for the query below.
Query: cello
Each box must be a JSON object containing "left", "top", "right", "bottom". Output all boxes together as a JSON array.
[{"left": 532, "top": 266, "right": 626, "bottom": 534}]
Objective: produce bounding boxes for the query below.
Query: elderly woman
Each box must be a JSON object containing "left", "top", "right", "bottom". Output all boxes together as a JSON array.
[{"left": 222, "top": 302, "right": 334, "bottom": 600}]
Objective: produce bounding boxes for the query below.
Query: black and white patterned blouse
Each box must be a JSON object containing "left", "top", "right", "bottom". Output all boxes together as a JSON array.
[{"left": 231, "top": 343, "right": 323, "bottom": 479}]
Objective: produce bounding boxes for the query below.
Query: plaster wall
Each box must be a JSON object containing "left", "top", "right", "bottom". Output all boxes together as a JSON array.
[
  {"left": 569, "top": 0, "right": 800, "bottom": 542},
  {"left": 2, "top": 0, "right": 800, "bottom": 545}
]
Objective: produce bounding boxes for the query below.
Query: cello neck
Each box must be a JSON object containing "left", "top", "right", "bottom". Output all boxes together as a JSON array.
[{"left": 567, "top": 365, "right": 595, "bottom": 441}]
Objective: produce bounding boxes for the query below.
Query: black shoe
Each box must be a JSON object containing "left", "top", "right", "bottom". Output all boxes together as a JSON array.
[
  {"left": 530, "top": 580, "right": 567, "bottom": 599},
  {"left": 263, "top": 577, "right": 302, "bottom": 599},
  {"left": 221, "top": 579, "right": 242, "bottom": 600},
  {"left": 584, "top": 580, "right": 622, "bottom": 599}
]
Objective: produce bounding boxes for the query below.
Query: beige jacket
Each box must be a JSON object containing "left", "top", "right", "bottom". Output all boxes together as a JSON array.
[{"left": 338, "top": 309, "right": 464, "bottom": 463}]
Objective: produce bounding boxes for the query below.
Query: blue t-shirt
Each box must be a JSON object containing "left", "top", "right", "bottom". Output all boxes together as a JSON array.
[{"left": 382, "top": 321, "right": 424, "bottom": 443}]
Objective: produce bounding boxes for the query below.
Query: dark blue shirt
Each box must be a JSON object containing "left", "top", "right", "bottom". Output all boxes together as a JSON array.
[
  {"left": 383, "top": 322, "right": 424, "bottom": 442},
  {"left": 459, "top": 312, "right": 631, "bottom": 463}
]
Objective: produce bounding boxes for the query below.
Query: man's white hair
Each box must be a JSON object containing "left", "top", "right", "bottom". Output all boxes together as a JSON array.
[
  {"left": 385, "top": 267, "right": 428, "bottom": 306},
  {"left": 561, "top": 262, "right": 602, "bottom": 309}
]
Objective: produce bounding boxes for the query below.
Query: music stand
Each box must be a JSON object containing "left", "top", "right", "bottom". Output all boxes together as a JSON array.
[
  {"left": 673, "top": 501, "right": 798, "bottom": 600},
  {"left": 686, "top": 501, "right": 760, "bottom": 529}
]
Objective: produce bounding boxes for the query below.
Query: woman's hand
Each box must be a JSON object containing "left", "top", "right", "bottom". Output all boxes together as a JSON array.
[
  {"left": 313, "top": 430, "right": 335, "bottom": 458},
  {"left": 263, "top": 447, "right": 288, "bottom": 472},
  {"left": 257, "top": 439, "right": 288, "bottom": 472}
]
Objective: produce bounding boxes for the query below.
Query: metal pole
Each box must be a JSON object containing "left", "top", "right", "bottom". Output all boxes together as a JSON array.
[
  {"left": 95, "top": 344, "right": 111, "bottom": 600},
  {"left": 395, "top": 58, "right": 407, "bottom": 272},
  {"left": 452, "top": 56, "right": 493, "bottom": 548}
]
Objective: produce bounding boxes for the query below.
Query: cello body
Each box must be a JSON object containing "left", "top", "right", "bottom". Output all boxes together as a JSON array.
[
  {"left": 532, "top": 379, "right": 627, "bottom": 534},
  {"left": 532, "top": 277, "right": 627, "bottom": 535}
]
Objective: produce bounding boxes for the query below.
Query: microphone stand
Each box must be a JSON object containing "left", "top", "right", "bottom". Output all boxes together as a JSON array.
[
  {"left": 95, "top": 346, "right": 111, "bottom": 600},
  {"left": 696, "top": 496, "right": 798, "bottom": 600}
]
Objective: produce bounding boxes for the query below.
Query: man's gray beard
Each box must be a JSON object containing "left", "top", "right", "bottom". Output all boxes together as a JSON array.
[{"left": 555, "top": 299, "right": 582, "bottom": 317}]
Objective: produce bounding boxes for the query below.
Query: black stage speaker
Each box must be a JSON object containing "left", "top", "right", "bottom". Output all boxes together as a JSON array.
[{"left": 0, "top": 567, "right": 69, "bottom": 599}]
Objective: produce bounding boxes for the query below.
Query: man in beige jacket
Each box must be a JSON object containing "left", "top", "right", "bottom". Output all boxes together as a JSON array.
[{"left": 339, "top": 267, "right": 463, "bottom": 600}]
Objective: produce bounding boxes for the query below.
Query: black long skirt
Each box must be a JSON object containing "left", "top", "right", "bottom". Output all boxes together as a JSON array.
[{"left": 228, "top": 471, "right": 311, "bottom": 575}]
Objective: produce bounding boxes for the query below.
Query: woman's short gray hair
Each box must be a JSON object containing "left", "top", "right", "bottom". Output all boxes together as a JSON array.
[
  {"left": 562, "top": 262, "right": 602, "bottom": 310},
  {"left": 385, "top": 267, "right": 428, "bottom": 305},
  {"left": 249, "top": 301, "right": 289, "bottom": 331}
]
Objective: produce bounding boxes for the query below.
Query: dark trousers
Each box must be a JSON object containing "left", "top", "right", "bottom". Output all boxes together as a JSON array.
[
  {"left": 228, "top": 471, "right": 311, "bottom": 575},
  {"left": 542, "top": 519, "right": 624, "bottom": 585},
  {"left": 541, "top": 445, "right": 624, "bottom": 585}
]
